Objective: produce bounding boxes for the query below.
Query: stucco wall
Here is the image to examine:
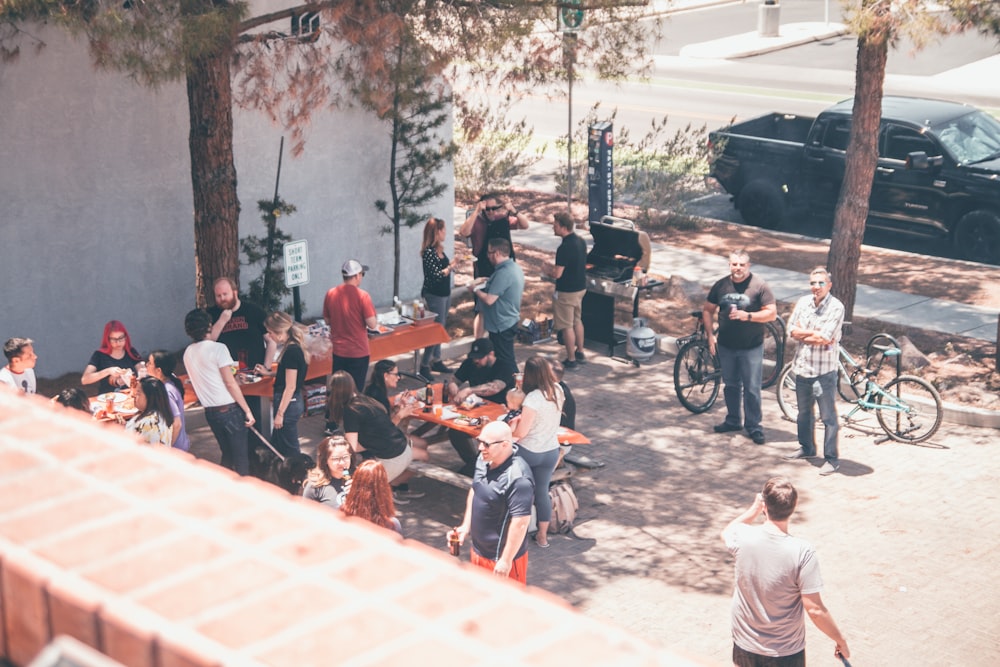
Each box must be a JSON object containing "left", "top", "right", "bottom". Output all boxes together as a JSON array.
[{"left": 0, "top": 22, "right": 453, "bottom": 379}]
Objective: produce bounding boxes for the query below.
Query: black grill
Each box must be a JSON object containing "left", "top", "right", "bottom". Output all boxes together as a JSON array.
[{"left": 582, "top": 217, "right": 643, "bottom": 355}]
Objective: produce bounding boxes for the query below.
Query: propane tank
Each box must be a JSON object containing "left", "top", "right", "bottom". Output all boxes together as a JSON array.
[{"left": 627, "top": 317, "right": 657, "bottom": 362}]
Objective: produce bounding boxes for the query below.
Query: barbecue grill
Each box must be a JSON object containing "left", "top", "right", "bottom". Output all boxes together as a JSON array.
[{"left": 582, "top": 216, "right": 661, "bottom": 360}]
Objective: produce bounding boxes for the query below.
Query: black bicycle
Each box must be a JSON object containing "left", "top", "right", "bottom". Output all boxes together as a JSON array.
[{"left": 673, "top": 310, "right": 785, "bottom": 414}]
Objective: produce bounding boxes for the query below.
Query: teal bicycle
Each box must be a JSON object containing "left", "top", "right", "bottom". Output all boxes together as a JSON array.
[{"left": 777, "top": 333, "right": 943, "bottom": 444}]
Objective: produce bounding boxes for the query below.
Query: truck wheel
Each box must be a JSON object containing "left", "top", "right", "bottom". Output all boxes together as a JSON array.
[
  {"left": 954, "top": 210, "right": 1000, "bottom": 265},
  {"left": 737, "top": 181, "right": 785, "bottom": 230}
]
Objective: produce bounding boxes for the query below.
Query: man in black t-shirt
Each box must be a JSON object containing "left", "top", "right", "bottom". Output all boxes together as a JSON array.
[
  {"left": 208, "top": 277, "right": 268, "bottom": 426},
  {"left": 208, "top": 277, "right": 268, "bottom": 370},
  {"left": 545, "top": 212, "right": 587, "bottom": 368},
  {"left": 703, "top": 249, "right": 777, "bottom": 445},
  {"left": 445, "top": 339, "right": 516, "bottom": 474},
  {"left": 455, "top": 420, "right": 534, "bottom": 583}
]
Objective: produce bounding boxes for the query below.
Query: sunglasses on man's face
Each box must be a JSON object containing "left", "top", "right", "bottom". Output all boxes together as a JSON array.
[
  {"left": 484, "top": 205, "right": 504, "bottom": 212},
  {"left": 809, "top": 281, "right": 827, "bottom": 287}
]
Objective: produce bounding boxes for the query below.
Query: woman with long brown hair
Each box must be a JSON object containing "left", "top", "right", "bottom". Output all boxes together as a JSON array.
[
  {"left": 341, "top": 460, "right": 402, "bottom": 535},
  {"left": 303, "top": 436, "right": 353, "bottom": 509},
  {"left": 419, "top": 216, "right": 457, "bottom": 378},
  {"left": 511, "top": 355, "right": 564, "bottom": 548}
]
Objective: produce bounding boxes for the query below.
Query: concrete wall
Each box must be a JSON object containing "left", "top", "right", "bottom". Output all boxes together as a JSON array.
[{"left": 0, "top": 21, "right": 453, "bottom": 379}]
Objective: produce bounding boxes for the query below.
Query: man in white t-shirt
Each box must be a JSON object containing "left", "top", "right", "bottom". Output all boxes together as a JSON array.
[
  {"left": 183, "top": 309, "right": 256, "bottom": 475},
  {"left": 721, "top": 477, "right": 849, "bottom": 667},
  {"left": 1, "top": 337, "right": 38, "bottom": 394}
]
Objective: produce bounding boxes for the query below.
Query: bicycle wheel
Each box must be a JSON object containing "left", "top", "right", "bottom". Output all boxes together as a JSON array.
[
  {"left": 776, "top": 363, "right": 807, "bottom": 422},
  {"left": 761, "top": 317, "right": 785, "bottom": 389},
  {"left": 673, "top": 339, "right": 720, "bottom": 414},
  {"left": 875, "top": 375, "right": 943, "bottom": 443}
]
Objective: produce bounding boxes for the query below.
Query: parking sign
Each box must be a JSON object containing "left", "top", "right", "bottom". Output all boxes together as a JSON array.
[{"left": 283, "top": 240, "right": 309, "bottom": 288}]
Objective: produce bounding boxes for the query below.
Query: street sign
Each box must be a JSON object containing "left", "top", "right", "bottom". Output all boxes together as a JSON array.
[
  {"left": 283, "top": 239, "right": 309, "bottom": 288},
  {"left": 559, "top": 0, "right": 584, "bottom": 31}
]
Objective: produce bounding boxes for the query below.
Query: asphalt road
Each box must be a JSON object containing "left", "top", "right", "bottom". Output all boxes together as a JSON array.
[{"left": 500, "top": 1, "right": 999, "bottom": 262}]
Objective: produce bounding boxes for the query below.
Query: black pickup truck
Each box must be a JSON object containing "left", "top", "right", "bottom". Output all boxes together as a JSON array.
[{"left": 707, "top": 96, "right": 1000, "bottom": 265}]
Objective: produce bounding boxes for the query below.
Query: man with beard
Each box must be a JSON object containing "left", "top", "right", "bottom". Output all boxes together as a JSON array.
[
  {"left": 703, "top": 249, "right": 777, "bottom": 445},
  {"left": 208, "top": 277, "right": 268, "bottom": 426}
]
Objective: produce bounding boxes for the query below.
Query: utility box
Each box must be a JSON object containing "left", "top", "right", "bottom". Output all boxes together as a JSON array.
[
  {"left": 758, "top": 2, "right": 780, "bottom": 37},
  {"left": 587, "top": 122, "right": 614, "bottom": 224}
]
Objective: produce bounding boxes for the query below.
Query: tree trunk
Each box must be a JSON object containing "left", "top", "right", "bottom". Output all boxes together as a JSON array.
[
  {"left": 187, "top": 49, "right": 240, "bottom": 308},
  {"left": 826, "top": 17, "right": 889, "bottom": 324}
]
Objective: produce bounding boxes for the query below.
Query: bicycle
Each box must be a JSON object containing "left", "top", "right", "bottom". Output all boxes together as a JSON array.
[
  {"left": 673, "top": 310, "right": 786, "bottom": 414},
  {"left": 776, "top": 334, "right": 943, "bottom": 443}
]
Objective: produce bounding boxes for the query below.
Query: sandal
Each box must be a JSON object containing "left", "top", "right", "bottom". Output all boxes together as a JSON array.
[{"left": 532, "top": 534, "right": 551, "bottom": 549}]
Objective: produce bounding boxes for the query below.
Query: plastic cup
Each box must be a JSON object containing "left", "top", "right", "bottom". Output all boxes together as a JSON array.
[{"left": 433, "top": 403, "right": 443, "bottom": 417}]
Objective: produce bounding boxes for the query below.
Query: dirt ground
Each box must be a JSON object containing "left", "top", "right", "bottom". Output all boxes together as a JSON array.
[{"left": 454, "top": 191, "right": 1000, "bottom": 410}]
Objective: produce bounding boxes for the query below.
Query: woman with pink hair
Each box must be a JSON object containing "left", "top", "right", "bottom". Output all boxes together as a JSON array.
[{"left": 82, "top": 320, "right": 142, "bottom": 394}]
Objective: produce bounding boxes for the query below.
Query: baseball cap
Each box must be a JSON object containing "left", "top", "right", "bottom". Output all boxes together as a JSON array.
[
  {"left": 341, "top": 259, "right": 369, "bottom": 277},
  {"left": 468, "top": 338, "right": 494, "bottom": 360}
]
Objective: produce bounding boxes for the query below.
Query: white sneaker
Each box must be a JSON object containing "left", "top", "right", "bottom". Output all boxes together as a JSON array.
[{"left": 818, "top": 461, "right": 840, "bottom": 476}]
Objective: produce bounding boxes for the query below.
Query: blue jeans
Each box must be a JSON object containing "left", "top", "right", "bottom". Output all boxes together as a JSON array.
[
  {"left": 795, "top": 370, "right": 839, "bottom": 463},
  {"left": 718, "top": 342, "right": 764, "bottom": 434},
  {"left": 271, "top": 390, "right": 303, "bottom": 458},
  {"left": 517, "top": 447, "right": 559, "bottom": 523},
  {"left": 204, "top": 403, "right": 249, "bottom": 475},
  {"left": 420, "top": 291, "right": 451, "bottom": 367}
]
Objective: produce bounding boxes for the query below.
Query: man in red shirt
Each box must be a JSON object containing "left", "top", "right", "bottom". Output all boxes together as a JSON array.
[{"left": 323, "top": 259, "right": 378, "bottom": 392}]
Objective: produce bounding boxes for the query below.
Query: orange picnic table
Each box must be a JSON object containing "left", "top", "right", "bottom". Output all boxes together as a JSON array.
[{"left": 408, "top": 387, "right": 590, "bottom": 445}]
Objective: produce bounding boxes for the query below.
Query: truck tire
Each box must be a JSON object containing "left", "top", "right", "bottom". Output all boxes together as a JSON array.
[
  {"left": 954, "top": 209, "right": 1000, "bottom": 265},
  {"left": 737, "top": 180, "right": 785, "bottom": 230}
]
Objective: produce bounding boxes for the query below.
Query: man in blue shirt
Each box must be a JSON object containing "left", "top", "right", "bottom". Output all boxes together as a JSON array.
[{"left": 472, "top": 237, "right": 524, "bottom": 382}]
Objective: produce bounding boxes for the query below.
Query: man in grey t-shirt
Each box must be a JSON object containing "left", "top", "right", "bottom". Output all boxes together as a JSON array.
[{"left": 721, "top": 477, "right": 849, "bottom": 666}]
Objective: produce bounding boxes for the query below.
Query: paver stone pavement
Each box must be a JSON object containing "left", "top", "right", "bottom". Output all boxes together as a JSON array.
[{"left": 186, "top": 337, "right": 1000, "bottom": 666}]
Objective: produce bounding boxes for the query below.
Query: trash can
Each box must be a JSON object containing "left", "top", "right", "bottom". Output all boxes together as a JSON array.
[{"left": 758, "top": 1, "right": 780, "bottom": 37}]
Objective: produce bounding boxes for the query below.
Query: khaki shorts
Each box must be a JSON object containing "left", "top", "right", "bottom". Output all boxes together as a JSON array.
[
  {"left": 379, "top": 441, "right": 414, "bottom": 483},
  {"left": 553, "top": 289, "right": 585, "bottom": 331}
]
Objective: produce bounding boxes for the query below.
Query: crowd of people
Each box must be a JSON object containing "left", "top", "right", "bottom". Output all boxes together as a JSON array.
[{"left": 2, "top": 193, "right": 853, "bottom": 665}]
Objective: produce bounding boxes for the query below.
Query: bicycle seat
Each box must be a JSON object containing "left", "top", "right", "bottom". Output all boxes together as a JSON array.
[{"left": 883, "top": 348, "right": 901, "bottom": 357}]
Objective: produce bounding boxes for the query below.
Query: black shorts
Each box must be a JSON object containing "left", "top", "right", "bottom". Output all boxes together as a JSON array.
[{"left": 733, "top": 644, "right": 805, "bottom": 667}]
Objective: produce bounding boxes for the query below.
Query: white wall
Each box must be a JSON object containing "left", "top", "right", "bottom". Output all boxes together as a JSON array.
[{"left": 0, "top": 23, "right": 454, "bottom": 379}]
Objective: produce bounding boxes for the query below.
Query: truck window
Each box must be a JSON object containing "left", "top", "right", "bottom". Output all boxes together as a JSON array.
[
  {"left": 882, "top": 126, "right": 937, "bottom": 162},
  {"left": 936, "top": 111, "right": 1000, "bottom": 164},
  {"left": 821, "top": 119, "right": 851, "bottom": 151}
]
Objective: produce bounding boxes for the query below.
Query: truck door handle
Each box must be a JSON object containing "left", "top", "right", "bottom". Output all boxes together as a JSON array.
[
  {"left": 876, "top": 166, "right": 895, "bottom": 175},
  {"left": 805, "top": 155, "right": 824, "bottom": 163}
]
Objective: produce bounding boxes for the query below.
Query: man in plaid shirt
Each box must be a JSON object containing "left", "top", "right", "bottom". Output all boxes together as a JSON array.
[{"left": 783, "top": 268, "right": 845, "bottom": 475}]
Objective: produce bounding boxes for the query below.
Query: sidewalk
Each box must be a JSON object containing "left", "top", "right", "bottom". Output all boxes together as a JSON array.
[{"left": 482, "top": 211, "right": 1000, "bottom": 343}]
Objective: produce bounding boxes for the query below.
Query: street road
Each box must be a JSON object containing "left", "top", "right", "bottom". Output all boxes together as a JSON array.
[{"left": 497, "top": 0, "right": 999, "bottom": 258}]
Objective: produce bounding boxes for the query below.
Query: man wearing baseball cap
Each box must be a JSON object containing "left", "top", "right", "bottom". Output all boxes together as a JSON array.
[
  {"left": 444, "top": 338, "right": 517, "bottom": 475},
  {"left": 323, "top": 259, "right": 378, "bottom": 394}
]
